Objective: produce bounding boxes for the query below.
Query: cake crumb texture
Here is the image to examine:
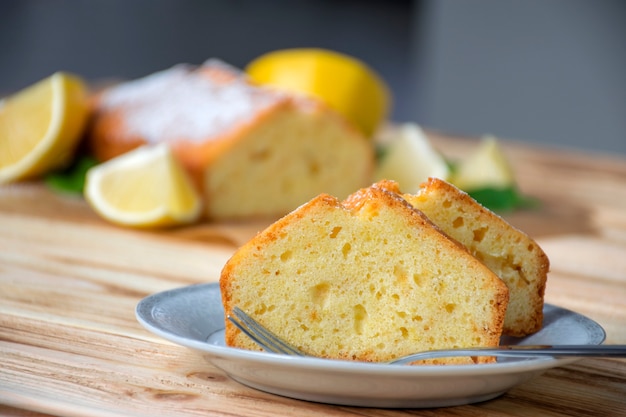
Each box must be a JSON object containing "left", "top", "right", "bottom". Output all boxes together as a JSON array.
[{"left": 220, "top": 185, "right": 509, "bottom": 364}]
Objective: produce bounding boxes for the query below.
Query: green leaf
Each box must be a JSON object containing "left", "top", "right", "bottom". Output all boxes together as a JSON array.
[
  {"left": 44, "top": 156, "right": 99, "bottom": 195},
  {"left": 444, "top": 158, "right": 458, "bottom": 177},
  {"left": 375, "top": 143, "right": 389, "bottom": 162},
  {"left": 467, "top": 186, "right": 540, "bottom": 212}
]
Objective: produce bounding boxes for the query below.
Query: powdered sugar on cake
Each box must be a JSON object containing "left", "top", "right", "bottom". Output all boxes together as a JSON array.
[{"left": 98, "top": 61, "right": 285, "bottom": 143}]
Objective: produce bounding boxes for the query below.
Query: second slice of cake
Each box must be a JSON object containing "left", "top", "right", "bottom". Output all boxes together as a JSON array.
[{"left": 394, "top": 178, "right": 549, "bottom": 336}]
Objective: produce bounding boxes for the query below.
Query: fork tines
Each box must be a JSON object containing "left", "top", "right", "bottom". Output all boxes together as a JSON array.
[{"left": 228, "top": 307, "right": 306, "bottom": 356}]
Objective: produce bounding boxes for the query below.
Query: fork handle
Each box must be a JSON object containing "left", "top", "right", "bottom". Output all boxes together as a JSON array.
[{"left": 390, "top": 344, "right": 626, "bottom": 365}]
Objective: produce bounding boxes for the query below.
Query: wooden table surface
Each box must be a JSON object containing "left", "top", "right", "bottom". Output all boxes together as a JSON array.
[{"left": 1, "top": 133, "right": 625, "bottom": 416}]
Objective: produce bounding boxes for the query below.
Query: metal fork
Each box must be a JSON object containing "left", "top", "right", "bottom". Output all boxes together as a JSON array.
[
  {"left": 228, "top": 306, "right": 306, "bottom": 356},
  {"left": 227, "top": 307, "right": 626, "bottom": 364}
]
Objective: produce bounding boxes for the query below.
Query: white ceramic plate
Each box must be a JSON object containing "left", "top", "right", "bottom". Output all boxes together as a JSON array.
[{"left": 136, "top": 283, "right": 605, "bottom": 408}]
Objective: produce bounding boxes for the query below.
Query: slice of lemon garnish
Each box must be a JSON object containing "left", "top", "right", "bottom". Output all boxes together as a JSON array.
[
  {"left": 450, "top": 135, "right": 515, "bottom": 191},
  {"left": 0, "top": 72, "right": 89, "bottom": 184},
  {"left": 374, "top": 123, "right": 450, "bottom": 193},
  {"left": 84, "top": 144, "right": 202, "bottom": 228},
  {"left": 246, "top": 48, "right": 390, "bottom": 137}
]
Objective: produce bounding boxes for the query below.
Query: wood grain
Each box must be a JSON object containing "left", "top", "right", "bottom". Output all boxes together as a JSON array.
[{"left": 1, "top": 135, "right": 626, "bottom": 416}]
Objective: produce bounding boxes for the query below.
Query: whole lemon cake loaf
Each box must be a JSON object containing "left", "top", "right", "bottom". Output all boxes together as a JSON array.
[
  {"left": 87, "top": 60, "right": 374, "bottom": 220},
  {"left": 392, "top": 178, "right": 549, "bottom": 337},
  {"left": 220, "top": 184, "right": 509, "bottom": 364}
]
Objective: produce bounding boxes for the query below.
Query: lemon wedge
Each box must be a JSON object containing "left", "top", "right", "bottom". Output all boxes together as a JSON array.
[
  {"left": 246, "top": 48, "right": 390, "bottom": 137},
  {"left": 84, "top": 144, "right": 202, "bottom": 228},
  {"left": 450, "top": 136, "right": 515, "bottom": 191},
  {"left": 374, "top": 123, "right": 450, "bottom": 193},
  {"left": 0, "top": 72, "right": 89, "bottom": 184}
]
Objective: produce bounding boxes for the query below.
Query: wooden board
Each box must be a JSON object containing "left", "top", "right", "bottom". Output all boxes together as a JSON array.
[{"left": 1, "top": 134, "right": 626, "bottom": 416}]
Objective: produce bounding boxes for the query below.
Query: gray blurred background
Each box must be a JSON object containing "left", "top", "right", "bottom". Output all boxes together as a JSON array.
[{"left": 2, "top": 0, "right": 625, "bottom": 155}]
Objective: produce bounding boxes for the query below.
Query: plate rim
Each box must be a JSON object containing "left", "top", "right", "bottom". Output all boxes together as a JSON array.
[{"left": 135, "top": 282, "right": 606, "bottom": 377}]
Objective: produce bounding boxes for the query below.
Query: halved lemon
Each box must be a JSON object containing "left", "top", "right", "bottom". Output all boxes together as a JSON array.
[
  {"left": 374, "top": 123, "right": 450, "bottom": 193},
  {"left": 246, "top": 48, "right": 390, "bottom": 137},
  {"left": 84, "top": 144, "right": 202, "bottom": 228},
  {"left": 0, "top": 72, "right": 89, "bottom": 184},
  {"left": 450, "top": 136, "right": 515, "bottom": 191}
]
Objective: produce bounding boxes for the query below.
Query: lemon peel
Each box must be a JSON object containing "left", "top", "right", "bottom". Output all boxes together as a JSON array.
[
  {"left": 0, "top": 72, "right": 89, "bottom": 184},
  {"left": 84, "top": 144, "right": 202, "bottom": 228},
  {"left": 246, "top": 48, "right": 390, "bottom": 137}
]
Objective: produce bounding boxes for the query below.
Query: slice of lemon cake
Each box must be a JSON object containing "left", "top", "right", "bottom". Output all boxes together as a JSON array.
[
  {"left": 220, "top": 184, "right": 509, "bottom": 364},
  {"left": 87, "top": 59, "right": 374, "bottom": 220},
  {"left": 392, "top": 178, "right": 549, "bottom": 336}
]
